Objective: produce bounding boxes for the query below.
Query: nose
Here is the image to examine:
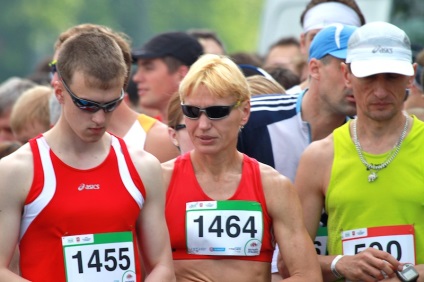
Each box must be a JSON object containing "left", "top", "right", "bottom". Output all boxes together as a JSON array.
[
  {"left": 91, "top": 110, "right": 107, "bottom": 125},
  {"left": 132, "top": 68, "right": 145, "bottom": 84},
  {"left": 197, "top": 112, "right": 211, "bottom": 129},
  {"left": 372, "top": 75, "right": 390, "bottom": 99}
]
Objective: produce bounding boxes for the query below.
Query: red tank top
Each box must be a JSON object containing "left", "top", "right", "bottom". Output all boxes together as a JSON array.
[
  {"left": 20, "top": 135, "right": 146, "bottom": 282},
  {"left": 166, "top": 153, "right": 274, "bottom": 262}
]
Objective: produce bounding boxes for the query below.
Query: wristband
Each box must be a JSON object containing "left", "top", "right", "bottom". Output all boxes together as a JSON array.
[{"left": 331, "top": 255, "right": 344, "bottom": 279}]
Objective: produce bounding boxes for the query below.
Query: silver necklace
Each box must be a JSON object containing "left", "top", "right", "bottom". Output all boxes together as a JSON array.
[{"left": 352, "top": 115, "right": 409, "bottom": 183}]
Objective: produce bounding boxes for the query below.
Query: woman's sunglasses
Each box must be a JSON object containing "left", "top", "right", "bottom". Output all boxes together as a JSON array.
[
  {"left": 60, "top": 74, "right": 124, "bottom": 113},
  {"left": 181, "top": 101, "right": 241, "bottom": 120}
]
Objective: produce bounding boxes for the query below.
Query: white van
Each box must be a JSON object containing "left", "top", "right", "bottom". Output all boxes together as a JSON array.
[{"left": 258, "top": 0, "right": 424, "bottom": 56}]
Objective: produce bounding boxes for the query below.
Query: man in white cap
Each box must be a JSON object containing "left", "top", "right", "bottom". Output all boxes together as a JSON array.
[
  {"left": 286, "top": 0, "right": 365, "bottom": 94},
  {"left": 296, "top": 21, "right": 423, "bottom": 281}
]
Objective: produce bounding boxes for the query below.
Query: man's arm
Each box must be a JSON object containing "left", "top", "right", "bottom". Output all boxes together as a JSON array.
[
  {"left": 0, "top": 146, "right": 32, "bottom": 281},
  {"left": 261, "top": 163, "right": 322, "bottom": 282},
  {"left": 131, "top": 148, "right": 176, "bottom": 282},
  {"left": 295, "top": 137, "right": 401, "bottom": 281}
]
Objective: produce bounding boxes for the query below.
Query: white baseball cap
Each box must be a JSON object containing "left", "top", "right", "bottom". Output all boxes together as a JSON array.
[{"left": 346, "top": 21, "right": 414, "bottom": 78}]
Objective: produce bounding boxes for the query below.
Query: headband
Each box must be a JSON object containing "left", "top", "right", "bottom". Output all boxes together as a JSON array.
[{"left": 303, "top": 2, "right": 361, "bottom": 33}]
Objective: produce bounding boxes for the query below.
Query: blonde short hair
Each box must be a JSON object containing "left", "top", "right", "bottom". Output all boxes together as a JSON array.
[
  {"left": 247, "top": 75, "right": 285, "bottom": 96},
  {"left": 179, "top": 54, "right": 250, "bottom": 103},
  {"left": 10, "top": 85, "right": 52, "bottom": 134}
]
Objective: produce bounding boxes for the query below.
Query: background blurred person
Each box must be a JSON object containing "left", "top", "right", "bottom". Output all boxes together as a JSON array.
[
  {"left": 0, "top": 141, "right": 20, "bottom": 159},
  {"left": 132, "top": 31, "right": 203, "bottom": 123},
  {"left": 166, "top": 92, "right": 194, "bottom": 154},
  {"left": 263, "top": 36, "right": 305, "bottom": 80},
  {"left": 0, "top": 77, "right": 36, "bottom": 142},
  {"left": 286, "top": 0, "right": 365, "bottom": 94},
  {"left": 10, "top": 85, "right": 52, "bottom": 144},
  {"left": 262, "top": 65, "right": 301, "bottom": 90},
  {"left": 247, "top": 75, "right": 285, "bottom": 96},
  {"left": 404, "top": 48, "right": 424, "bottom": 117},
  {"left": 187, "top": 28, "right": 226, "bottom": 55}
]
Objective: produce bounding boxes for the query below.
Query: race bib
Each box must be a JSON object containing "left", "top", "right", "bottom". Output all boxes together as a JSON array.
[
  {"left": 62, "top": 231, "right": 136, "bottom": 282},
  {"left": 186, "top": 200, "right": 263, "bottom": 256},
  {"left": 342, "top": 225, "right": 415, "bottom": 264}
]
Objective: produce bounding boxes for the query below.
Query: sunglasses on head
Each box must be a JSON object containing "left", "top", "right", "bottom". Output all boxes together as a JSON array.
[
  {"left": 59, "top": 74, "right": 124, "bottom": 113},
  {"left": 181, "top": 101, "right": 241, "bottom": 120}
]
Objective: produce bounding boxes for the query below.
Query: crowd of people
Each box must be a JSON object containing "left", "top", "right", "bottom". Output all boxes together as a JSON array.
[{"left": 1, "top": 0, "right": 424, "bottom": 281}]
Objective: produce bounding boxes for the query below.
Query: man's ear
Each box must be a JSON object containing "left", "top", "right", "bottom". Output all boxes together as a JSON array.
[
  {"left": 341, "top": 62, "right": 352, "bottom": 88},
  {"left": 53, "top": 80, "right": 65, "bottom": 104},
  {"left": 309, "top": 59, "right": 320, "bottom": 80},
  {"left": 177, "top": 65, "right": 190, "bottom": 80},
  {"left": 300, "top": 32, "right": 307, "bottom": 55},
  {"left": 406, "top": 63, "right": 418, "bottom": 88}
]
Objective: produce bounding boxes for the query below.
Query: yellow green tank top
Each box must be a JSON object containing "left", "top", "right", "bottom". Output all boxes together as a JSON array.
[{"left": 326, "top": 116, "right": 424, "bottom": 263}]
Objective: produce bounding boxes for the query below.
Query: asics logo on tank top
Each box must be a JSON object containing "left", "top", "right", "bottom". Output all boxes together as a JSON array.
[{"left": 77, "top": 183, "right": 100, "bottom": 191}]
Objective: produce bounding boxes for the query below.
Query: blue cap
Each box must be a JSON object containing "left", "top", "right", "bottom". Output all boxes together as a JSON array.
[{"left": 309, "top": 24, "right": 357, "bottom": 61}]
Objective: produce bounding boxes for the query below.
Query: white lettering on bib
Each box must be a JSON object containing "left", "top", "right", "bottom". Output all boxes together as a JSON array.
[
  {"left": 342, "top": 225, "right": 415, "bottom": 264},
  {"left": 186, "top": 200, "right": 263, "bottom": 256},
  {"left": 62, "top": 231, "right": 136, "bottom": 282}
]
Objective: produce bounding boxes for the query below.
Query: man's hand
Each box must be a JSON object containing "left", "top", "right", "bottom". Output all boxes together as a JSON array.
[{"left": 336, "top": 248, "right": 401, "bottom": 281}]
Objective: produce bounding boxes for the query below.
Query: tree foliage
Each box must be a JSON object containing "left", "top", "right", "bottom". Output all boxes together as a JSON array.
[{"left": 0, "top": 0, "right": 263, "bottom": 82}]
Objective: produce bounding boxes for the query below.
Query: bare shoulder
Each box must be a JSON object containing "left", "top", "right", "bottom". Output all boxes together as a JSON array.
[
  {"left": 258, "top": 162, "right": 301, "bottom": 220},
  {"left": 258, "top": 162, "right": 294, "bottom": 199},
  {"left": 127, "top": 144, "right": 161, "bottom": 174},
  {"left": 0, "top": 144, "right": 34, "bottom": 197},
  {"left": 302, "top": 133, "right": 334, "bottom": 165},
  {"left": 161, "top": 158, "right": 177, "bottom": 189},
  {"left": 147, "top": 119, "right": 167, "bottom": 139}
]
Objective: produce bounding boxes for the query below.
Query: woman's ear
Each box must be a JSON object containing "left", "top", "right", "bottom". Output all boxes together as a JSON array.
[
  {"left": 167, "top": 127, "right": 179, "bottom": 147},
  {"left": 240, "top": 100, "right": 251, "bottom": 127}
]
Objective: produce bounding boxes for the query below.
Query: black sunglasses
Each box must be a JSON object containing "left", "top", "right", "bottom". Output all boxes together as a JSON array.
[
  {"left": 59, "top": 74, "right": 124, "bottom": 113},
  {"left": 181, "top": 101, "right": 241, "bottom": 120},
  {"left": 174, "top": 124, "right": 186, "bottom": 131}
]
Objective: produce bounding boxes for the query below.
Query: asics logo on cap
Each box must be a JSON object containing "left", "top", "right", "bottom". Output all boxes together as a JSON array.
[{"left": 372, "top": 45, "right": 393, "bottom": 54}]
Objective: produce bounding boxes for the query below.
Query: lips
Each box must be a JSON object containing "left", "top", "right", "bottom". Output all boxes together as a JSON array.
[
  {"left": 346, "top": 95, "right": 356, "bottom": 103},
  {"left": 137, "top": 88, "right": 148, "bottom": 96},
  {"left": 89, "top": 127, "right": 104, "bottom": 134}
]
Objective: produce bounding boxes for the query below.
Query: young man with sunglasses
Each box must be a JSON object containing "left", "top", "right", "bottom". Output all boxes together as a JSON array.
[
  {"left": 0, "top": 32, "right": 175, "bottom": 282},
  {"left": 50, "top": 24, "right": 180, "bottom": 163},
  {"left": 161, "top": 54, "right": 321, "bottom": 281}
]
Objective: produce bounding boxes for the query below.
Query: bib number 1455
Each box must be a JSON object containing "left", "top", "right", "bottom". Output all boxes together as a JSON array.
[
  {"left": 71, "top": 247, "right": 131, "bottom": 273},
  {"left": 62, "top": 232, "right": 136, "bottom": 282}
]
